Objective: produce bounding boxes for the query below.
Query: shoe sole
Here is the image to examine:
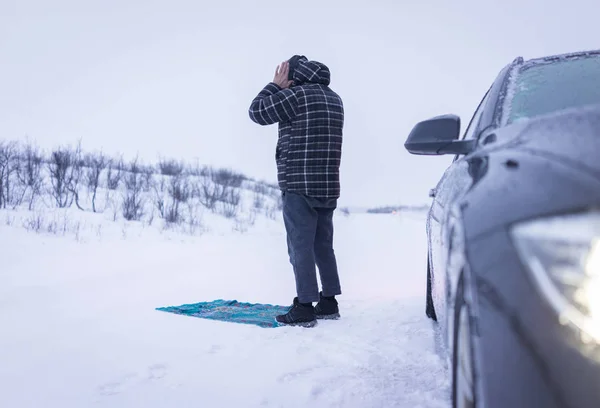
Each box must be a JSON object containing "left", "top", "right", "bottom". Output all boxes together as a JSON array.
[
  {"left": 316, "top": 313, "right": 340, "bottom": 320},
  {"left": 276, "top": 319, "right": 318, "bottom": 328}
]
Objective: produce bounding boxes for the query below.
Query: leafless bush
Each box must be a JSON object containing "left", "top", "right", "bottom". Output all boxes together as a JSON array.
[
  {"left": 210, "top": 167, "right": 245, "bottom": 188},
  {"left": 106, "top": 156, "right": 124, "bottom": 190},
  {"left": 158, "top": 157, "right": 185, "bottom": 177},
  {"left": 21, "top": 211, "right": 75, "bottom": 236},
  {"left": 0, "top": 141, "right": 19, "bottom": 208},
  {"left": 265, "top": 205, "right": 279, "bottom": 220},
  {"left": 48, "top": 143, "right": 83, "bottom": 208},
  {"left": 34, "top": 212, "right": 71, "bottom": 236},
  {"left": 70, "top": 142, "right": 85, "bottom": 210},
  {"left": 166, "top": 175, "right": 190, "bottom": 223},
  {"left": 142, "top": 166, "right": 154, "bottom": 193},
  {"left": 85, "top": 151, "right": 107, "bottom": 212},
  {"left": 57, "top": 211, "right": 71, "bottom": 235},
  {"left": 23, "top": 212, "right": 45, "bottom": 233},
  {"left": 253, "top": 191, "right": 265, "bottom": 210},
  {"left": 233, "top": 210, "right": 257, "bottom": 233},
  {"left": 187, "top": 214, "right": 204, "bottom": 235},
  {"left": 153, "top": 174, "right": 191, "bottom": 224},
  {"left": 198, "top": 176, "right": 220, "bottom": 210},
  {"left": 46, "top": 219, "right": 58, "bottom": 234},
  {"left": 152, "top": 177, "right": 167, "bottom": 220},
  {"left": 218, "top": 188, "right": 241, "bottom": 219},
  {"left": 252, "top": 182, "right": 270, "bottom": 196},
  {"left": 16, "top": 141, "right": 44, "bottom": 210},
  {"left": 187, "top": 160, "right": 210, "bottom": 177},
  {"left": 122, "top": 157, "right": 146, "bottom": 221}
]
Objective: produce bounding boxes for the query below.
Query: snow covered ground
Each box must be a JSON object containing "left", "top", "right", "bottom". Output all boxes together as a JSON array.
[{"left": 0, "top": 208, "right": 449, "bottom": 408}]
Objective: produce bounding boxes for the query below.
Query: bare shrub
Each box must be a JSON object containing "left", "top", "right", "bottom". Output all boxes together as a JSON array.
[
  {"left": 23, "top": 212, "right": 45, "bottom": 233},
  {"left": 111, "top": 200, "right": 119, "bottom": 222},
  {"left": 121, "top": 157, "right": 146, "bottom": 221},
  {"left": 47, "top": 218, "right": 58, "bottom": 235},
  {"left": 0, "top": 141, "right": 19, "bottom": 208},
  {"left": 146, "top": 206, "right": 155, "bottom": 227},
  {"left": 106, "top": 156, "right": 124, "bottom": 190},
  {"left": 253, "top": 191, "right": 265, "bottom": 210},
  {"left": 127, "top": 159, "right": 153, "bottom": 192},
  {"left": 58, "top": 211, "right": 70, "bottom": 235},
  {"left": 47, "top": 142, "right": 83, "bottom": 209},
  {"left": 252, "top": 182, "right": 270, "bottom": 196},
  {"left": 198, "top": 176, "right": 219, "bottom": 210},
  {"left": 141, "top": 166, "right": 154, "bottom": 193},
  {"left": 73, "top": 221, "right": 81, "bottom": 241},
  {"left": 85, "top": 151, "right": 107, "bottom": 212},
  {"left": 166, "top": 175, "right": 190, "bottom": 223},
  {"left": 185, "top": 201, "right": 205, "bottom": 235},
  {"left": 69, "top": 142, "right": 84, "bottom": 210},
  {"left": 152, "top": 177, "right": 167, "bottom": 220},
  {"left": 158, "top": 157, "right": 184, "bottom": 177},
  {"left": 22, "top": 211, "right": 73, "bottom": 236},
  {"left": 217, "top": 188, "right": 241, "bottom": 219},
  {"left": 187, "top": 160, "right": 210, "bottom": 177},
  {"left": 211, "top": 167, "right": 245, "bottom": 188},
  {"left": 48, "top": 146, "right": 75, "bottom": 208},
  {"left": 153, "top": 174, "right": 191, "bottom": 224},
  {"left": 233, "top": 210, "right": 257, "bottom": 233},
  {"left": 16, "top": 141, "right": 44, "bottom": 210},
  {"left": 265, "top": 205, "right": 279, "bottom": 220}
]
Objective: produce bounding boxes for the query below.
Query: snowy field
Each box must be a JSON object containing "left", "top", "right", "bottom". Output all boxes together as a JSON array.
[{"left": 0, "top": 208, "right": 449, "bottom": 408}]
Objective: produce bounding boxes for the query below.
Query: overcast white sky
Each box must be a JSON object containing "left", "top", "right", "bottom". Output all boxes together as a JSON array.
[{"left": 1, "top": 0, "right": 599, "bottom": 207}]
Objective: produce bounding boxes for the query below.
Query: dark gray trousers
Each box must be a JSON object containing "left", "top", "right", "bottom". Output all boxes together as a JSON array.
[{"left": 282, "top": 190, "right": 342, "bottom": 303}]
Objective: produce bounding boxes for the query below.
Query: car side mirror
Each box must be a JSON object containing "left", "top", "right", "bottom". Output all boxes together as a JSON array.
[{"left": 404, "top": 114, "right": 475, "bottom": 155}]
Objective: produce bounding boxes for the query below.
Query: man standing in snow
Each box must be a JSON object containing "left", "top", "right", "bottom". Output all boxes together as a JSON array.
[{"left": 249, "top": 55, "right": 344, "bottom": 327}]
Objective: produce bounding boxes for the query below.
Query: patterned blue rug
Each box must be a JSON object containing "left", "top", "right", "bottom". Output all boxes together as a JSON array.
[{"left": 156, "top": 299, "right": 291, "bottom": 328}]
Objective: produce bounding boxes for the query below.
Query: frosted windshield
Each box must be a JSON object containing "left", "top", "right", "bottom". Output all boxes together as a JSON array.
[{"left": 506, "top": 55, "right": 600, "bottom": 124}]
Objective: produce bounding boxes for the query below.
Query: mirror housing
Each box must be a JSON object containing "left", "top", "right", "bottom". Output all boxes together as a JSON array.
[{"left": 404, "top": 114, "right": 475, "bottom": 155}]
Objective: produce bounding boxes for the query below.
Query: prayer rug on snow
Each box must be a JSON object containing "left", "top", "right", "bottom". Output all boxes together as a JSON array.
[{"left": 156, "top": 299, "right": 290, "bottom": 328}]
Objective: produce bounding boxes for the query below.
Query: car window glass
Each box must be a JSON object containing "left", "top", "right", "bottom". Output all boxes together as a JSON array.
[
  {"left": 505, "top": 55, "right": 600, "bottom": 124},
  {"left": 452, "top": 90, "right": 490, "bottom": 162},
  {"left": 462, "top": 90, "right": 490, "bottom": 141}
]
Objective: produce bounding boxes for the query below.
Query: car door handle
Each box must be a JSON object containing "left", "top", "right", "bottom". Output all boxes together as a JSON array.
[{"left": 429, "top": 188, "right": 437, "bottom": 198}]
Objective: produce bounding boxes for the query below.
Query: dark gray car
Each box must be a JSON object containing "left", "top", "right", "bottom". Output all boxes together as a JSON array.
[{"left": 404, "top": 49, "right": 600, "bottom": 408}]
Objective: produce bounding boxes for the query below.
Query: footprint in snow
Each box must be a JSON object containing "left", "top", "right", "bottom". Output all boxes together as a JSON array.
[
  {"left": 277, "top": 365, "right": 321, "bottom": 384},
  {"left": 98, "top": 364, "right": 168, "bottom": 397},
  {"left": 98, "top": 373, "right": 138, "bottom": 396}
]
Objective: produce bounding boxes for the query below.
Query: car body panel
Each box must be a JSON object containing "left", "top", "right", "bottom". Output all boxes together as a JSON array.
[
  {"left": 469, "top": 228, "right": 600, "bottom": 408},
  {"left": 418, "top": 51, "right": 600, "bottom": 408}
]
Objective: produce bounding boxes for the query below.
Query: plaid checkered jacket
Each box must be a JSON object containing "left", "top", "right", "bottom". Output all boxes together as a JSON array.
[{"left": 249, "top": 58, "right": 344, "bottom": 199}]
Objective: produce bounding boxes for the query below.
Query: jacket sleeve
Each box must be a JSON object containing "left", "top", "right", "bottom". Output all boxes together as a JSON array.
[{"left": 249, "top": 83, "right": 298, "bottom": 125}]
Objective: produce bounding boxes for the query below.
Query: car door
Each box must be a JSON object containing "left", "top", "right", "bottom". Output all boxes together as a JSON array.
[{"left": 428, "top": 88, "right": 492, "bottom": 339}]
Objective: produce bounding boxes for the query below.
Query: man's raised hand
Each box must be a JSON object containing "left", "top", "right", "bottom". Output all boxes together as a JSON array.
[{"left": 273, "top": 61, "right": 293, "bottom": 89}]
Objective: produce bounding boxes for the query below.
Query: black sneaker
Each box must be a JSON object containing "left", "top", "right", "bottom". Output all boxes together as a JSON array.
[
  {"left": 315, "top": 292, "right": 340, "bottom": 320},
  {"left": 275, "top": 297, "right": 317, "bottom": 328}
]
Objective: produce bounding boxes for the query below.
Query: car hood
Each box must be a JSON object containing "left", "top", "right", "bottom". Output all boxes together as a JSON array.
[
  {"left": 461, "top": 105, "right": 600, "bottom": 240},
  {"left": 480, "top": 104, "right": 600, "bottom": 179}
]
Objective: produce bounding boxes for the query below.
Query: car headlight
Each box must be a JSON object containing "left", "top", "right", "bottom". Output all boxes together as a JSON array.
[{"left": 510, "top": 211, "right": 600, "bottom": 344}]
